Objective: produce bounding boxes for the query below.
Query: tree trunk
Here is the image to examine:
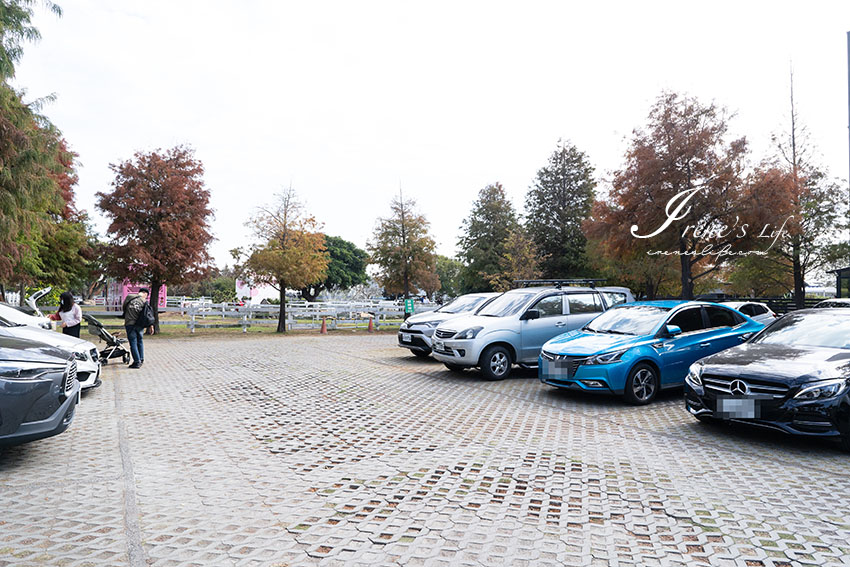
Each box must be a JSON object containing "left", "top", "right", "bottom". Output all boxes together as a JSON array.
[
  {"left": 18, "top": 283, "right": 24, "bottom": 306},
  {"left": 300, "top": 285, "right": 321, "bottom": 302},
  {"left": 0, "top": 283, "right": 5, "bottom": 303},
  {"left": 644, "top": 279, "right": 657, "bottom": 300},
  {"left": 679, "top": 243, "right": 693, "bottom": 299},
  {"left": 276, "top": 286, "right": 287, "bottom": 333},
  {"left": 150, "top": 280, "right": 162, "bottom": 334},
  {"left": 792, "top": 239, "right": 804, "bottom": 309}
]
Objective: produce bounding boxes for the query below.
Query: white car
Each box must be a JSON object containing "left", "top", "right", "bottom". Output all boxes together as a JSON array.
[
  {"left": 0, "top": 302, "right": 53, "bottom": 330},
  {"left": 722, "top": 301, "right": 779, "bottom": 325},
  {"left": 398, "top": 292, "right": 501, "bottom": 357},
  {"left": 0, "top": 315, "right": 102, "bottom": 389}
]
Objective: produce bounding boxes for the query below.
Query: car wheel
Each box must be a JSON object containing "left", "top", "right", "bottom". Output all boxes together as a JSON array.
[
  {"left": 840, "top": 434, "right": 850, "bottom": 453},
  {"left": 480, "top": 345, "right": 512, "bottom": 381},
  {"left": 413, "top": 349, "right": 431, "bottom": 359},
  {"left": 444, "top": 363, "right": 465, "bottom": 372},
  {"left": 624, "top": 363, "right": 658, "bottom": 405}
]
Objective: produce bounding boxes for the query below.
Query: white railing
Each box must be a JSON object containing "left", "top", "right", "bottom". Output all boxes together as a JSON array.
[{"left": 183, "top": 300, "right": 438, "bottom": 332}]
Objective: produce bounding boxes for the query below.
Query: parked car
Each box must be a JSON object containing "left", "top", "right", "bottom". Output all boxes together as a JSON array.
[
  {"left": 813, "top": 298, "right": 850, "bottom": 309},
  {"left": 398, "top": 292, "right": 500, "bottom": 358},
  {"left": 0, "top": 315, "right": 102, "bottom": 389},
  {"left": 723, "top": 301, "right": 779, "bottom": 324},
  {"left": 0, "top": 335, "right": 80, "bottom": 447},
  {"left": 685, "top": 309, "right": 850, "bottom": 451},
  {"left": 0, "top": 302, "right": 52, "bottom": 330},
  {"left": 431, "top": 285, "right": 634, "bottom": 380},
  {"left": 539, "top": 301, "right": 764, "bottom": 404}
]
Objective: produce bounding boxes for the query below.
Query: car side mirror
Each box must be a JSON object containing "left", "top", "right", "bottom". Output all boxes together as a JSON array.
[
  {"left": 665, "top": 324, "right": 682, "bottom": 337},
  {"left": 521, "top": 309, "right": 540, "bottom": 321}
]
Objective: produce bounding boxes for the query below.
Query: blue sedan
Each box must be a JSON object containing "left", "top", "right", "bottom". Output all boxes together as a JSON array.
[{"left": 538, "top": 301, "right": 764, "bottom": 404}]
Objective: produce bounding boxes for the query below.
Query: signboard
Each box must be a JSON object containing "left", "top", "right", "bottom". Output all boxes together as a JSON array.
[{"left": 404, "top": 299, "right": 415, "bottom": 314}]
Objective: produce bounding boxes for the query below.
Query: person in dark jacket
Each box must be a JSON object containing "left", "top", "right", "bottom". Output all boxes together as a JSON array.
[{"left": 122, "top": 288, "right": 149, "bottom": 369}]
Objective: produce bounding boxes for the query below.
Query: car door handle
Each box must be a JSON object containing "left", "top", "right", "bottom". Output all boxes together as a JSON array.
[
  {"left": 555, "top": 322, "right": 567, "bottom": 327},
  {"left": 699, "top": 342, "right": 710, "bottom": 348}
]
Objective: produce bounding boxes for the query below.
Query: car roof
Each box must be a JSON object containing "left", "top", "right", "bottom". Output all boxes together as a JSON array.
[
  {"left": 508, "top": 286, "right": 599, "bottom": 294},
  {"left": 623, "top": 300, "right": 732, "bottom": 309}
]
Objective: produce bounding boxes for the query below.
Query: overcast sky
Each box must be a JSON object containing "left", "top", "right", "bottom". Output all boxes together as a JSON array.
[{"left": 14, "top": 1, "right": 850, "bottom": 267}]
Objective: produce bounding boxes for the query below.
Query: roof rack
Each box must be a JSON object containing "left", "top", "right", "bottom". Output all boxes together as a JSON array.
[{"left": 513, "top": 279, "right": 607, "bottom": 289}]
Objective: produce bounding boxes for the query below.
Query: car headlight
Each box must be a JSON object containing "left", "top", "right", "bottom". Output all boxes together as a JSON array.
[
  {"left": 794, "top": 379, "right": 849, "bottom": 401},
  {"left": 685, "top": 362, "right": 704, "bottom": 388},
  {"left": 0, "top": 362, "right": 62, "bottom": 380},
  {"left": 420, "top": 321, "right": 439, "bottom": 328},
  {"left": 585, "top": 349, "right": 628, "bottom": 365},
  {"left": 455, "top": 326, "right": 483, "bottom": 340},
  {"left": 74, "top": 351, "right": 88, "bottom": 361}
]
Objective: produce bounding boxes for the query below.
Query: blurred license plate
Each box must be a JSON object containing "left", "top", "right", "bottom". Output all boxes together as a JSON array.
[
  {"left": 401, "top": 333, "right": 411, "bottom": 342},
  {"left": 716, "top": 396, "right": 759, "bottom": 419},
  {"left": 434, "top": 340, "right": 445, "bottom": 351}
]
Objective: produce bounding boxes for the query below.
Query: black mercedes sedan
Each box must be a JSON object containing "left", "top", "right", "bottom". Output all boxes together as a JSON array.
[
  {"left": 685, "top": 309, "right": 850, "bottom": 451},
  {"left": 0, "top": 336, "right": 80, "bottom": 447}
]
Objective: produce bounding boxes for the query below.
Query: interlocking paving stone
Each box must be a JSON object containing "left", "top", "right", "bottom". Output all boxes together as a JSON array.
[{"left": 1, "top": 333, "right": 849, "bottom": 566}]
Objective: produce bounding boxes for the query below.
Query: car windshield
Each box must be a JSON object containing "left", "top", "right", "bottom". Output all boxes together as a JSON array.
[
  {"left": 477, "top": 291, "right": 537, "bottom": 317},
  {"left": 437, "top": 295, "right": 490, "bottom": 314},
  {"left": 583, "top": 305, "right": 671, "bottom": 336},
  {"left": 751, "top": 312, "right": 850, "bottom": 349}
]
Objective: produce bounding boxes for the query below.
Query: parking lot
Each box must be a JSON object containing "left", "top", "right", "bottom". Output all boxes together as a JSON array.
[{"left": 1, "top": 334, "right": 849, "bottom": 567}]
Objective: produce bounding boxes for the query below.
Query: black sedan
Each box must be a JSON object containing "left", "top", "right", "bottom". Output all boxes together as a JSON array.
[
  {"left": 0, "top": 336, "right": 80, "bottom": 447},
  {"left": 685, "top": 309, "right": 850, "bottom": 451}
]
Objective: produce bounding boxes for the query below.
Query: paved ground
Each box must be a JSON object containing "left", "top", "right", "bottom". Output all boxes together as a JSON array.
[{"left": 1, "top": 334, "right": 849, "bottom": 567}]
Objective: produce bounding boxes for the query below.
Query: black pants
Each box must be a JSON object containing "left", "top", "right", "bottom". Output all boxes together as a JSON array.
[{"left": 63, "top": 324, "right": 81, "bottom": 338}]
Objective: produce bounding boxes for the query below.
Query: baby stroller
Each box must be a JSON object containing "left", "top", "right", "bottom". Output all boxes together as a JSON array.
[{"left": 84, "top": 314, "right": 131, "bottom": 364}]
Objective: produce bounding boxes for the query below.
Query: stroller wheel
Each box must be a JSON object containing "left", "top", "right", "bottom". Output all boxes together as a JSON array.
[
  {"left": 122, "top": 353, "right": 130, "bottom": 364},
  {"left": 102, "top": 359, "right": 108, "bottom": 365}
]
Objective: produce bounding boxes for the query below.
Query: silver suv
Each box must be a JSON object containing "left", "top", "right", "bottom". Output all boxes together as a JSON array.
[{"left": 431, "top": 284, "right": 634, "bottom": 380}]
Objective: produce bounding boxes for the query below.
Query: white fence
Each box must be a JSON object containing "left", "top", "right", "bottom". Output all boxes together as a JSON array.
[
  {"left": 77, "top": 299, "right": 439, "bottom": 332},
  {"left": 182, "top": 300, "right": 439, "bottom": 332}
]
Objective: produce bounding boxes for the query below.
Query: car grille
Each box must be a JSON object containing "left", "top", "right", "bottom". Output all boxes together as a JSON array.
[
  {"left": 702, "top": 374, "right": 790, "bottom": 399},
  {"left": 435, "top": 329, "right": 455, "bottom": 339},
  {"left": 541, "top": 351, "right": 588, "bottom": 378},
  {"left": 90, "top": 348, "right": 99, "bottom": 361},
  {"left": 63, "top": 360, "right": 77, "bottom": 393}
]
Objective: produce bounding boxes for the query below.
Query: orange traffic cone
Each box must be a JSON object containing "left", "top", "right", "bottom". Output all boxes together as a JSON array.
[
  {"left": 320, "top": 317, "right": 327, "bottom": 334},
  {"left": 367, "top": 317, "right": 374, "bottom": 333}
]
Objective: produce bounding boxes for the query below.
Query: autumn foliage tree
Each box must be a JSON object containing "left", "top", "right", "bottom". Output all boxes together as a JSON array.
[
  {"left": 367, "top": 193, "right": 439, "bottom": 299},
  {"left": 592, "top": 92, "right": 752, "bottom": 299},
  {"left": 96, "top": 146, "right": 214, "bottom": 332},
  {"left": 242, "top": 187, "right": 329, "bottom": 332}
]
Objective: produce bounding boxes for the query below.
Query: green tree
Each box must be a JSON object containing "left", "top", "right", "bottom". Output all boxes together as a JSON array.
[
  {"left": 242, "top": 187, "right": 329, "bottom": 332},
  {"left": 0, "top": 0, "right": 61, "bottom": 79},
  {"left": 457, "top": 183, "right": 518, "bottom": 292},
  {"left": 485, "top": 227, "right": 543, "bottom": 292},
  {"left": 367, "top": 193, "right": 439, "bottom": 299},
  {"left": 300, "top": 236, "right": 368, "bottom": 301},
  {"left": 524, "top": 140, "right": 596, "bottom": 278},
  {"left": 435, "top": 255, "right": 463, "bottom": 301}
]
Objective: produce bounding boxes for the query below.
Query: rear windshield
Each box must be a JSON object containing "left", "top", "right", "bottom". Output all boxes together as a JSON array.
[
  {"left": 584, "top": 305, "right": 671, "bottom": 336},
  {"left": 437, "top": 295, "right": 492, "bottom": 314},
  {"left": 752, "top": 312, "right": 850, "bottom": 349},
  {"left": 477, "top": 291, "right": 537, "bottom": 318}
]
